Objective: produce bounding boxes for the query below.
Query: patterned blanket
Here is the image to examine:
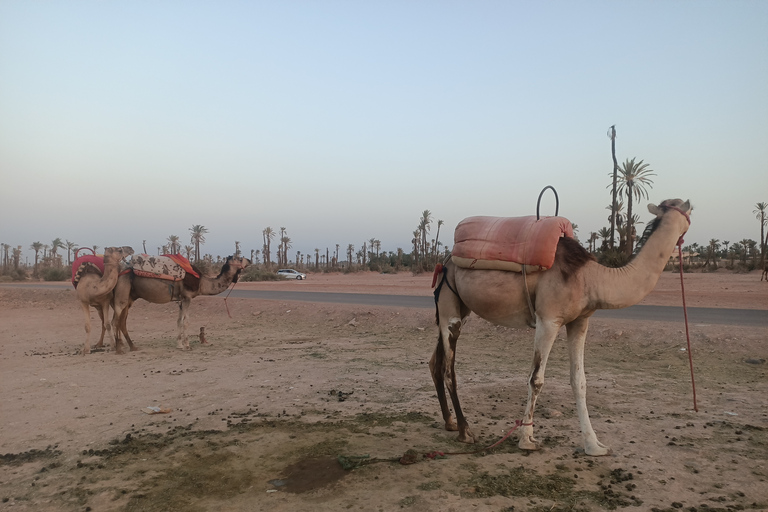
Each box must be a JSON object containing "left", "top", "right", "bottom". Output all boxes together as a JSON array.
[
  {"left": 130, "top": 254, "right": 200, "bottom": 281},
  {"left": 452, "top": 215, "right": 573, "bottom": 272}
]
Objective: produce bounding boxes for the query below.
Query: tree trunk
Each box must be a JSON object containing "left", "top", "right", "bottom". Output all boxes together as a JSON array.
[{"left": 609, "top": 125, "right": 618, "bottom": 249}]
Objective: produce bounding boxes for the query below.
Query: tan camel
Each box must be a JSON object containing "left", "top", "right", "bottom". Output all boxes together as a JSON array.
[
  {"left": 431, "top": 198, "right": 692, "bottom": 456},
  {"left": 111, "top": 256, "right": 250, "bottom": 351},
  {"left": 75, "top": 246, "right": 134, "bottom": 355}
]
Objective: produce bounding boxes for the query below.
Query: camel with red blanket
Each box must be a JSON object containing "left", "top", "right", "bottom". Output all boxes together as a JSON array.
[
  {"left": 431, "top": 199, "right": 691, "bottom": 456},
  {"left": 73, "top": 246, "right": 134, "bottom": 355},
  {"left": 111, "top": 255, "right": 250, "bottom": 351}
]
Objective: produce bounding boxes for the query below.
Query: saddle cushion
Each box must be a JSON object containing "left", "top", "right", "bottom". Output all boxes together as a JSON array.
[
  {"left": 71, "top": 254, "right": 105, "bottom": 288},
  {"left": 452, "top": 215, "right": 573, "bottom": 272},
  {"left": 130, "top": 254, "right": 198, "bottom": 281}
]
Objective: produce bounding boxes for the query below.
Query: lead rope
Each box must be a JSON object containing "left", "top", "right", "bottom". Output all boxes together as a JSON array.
[
  {"left": 223, "top": 278, "right": 238, "bottom": 319},
  {"left": 677, "top": 238, "right": 698, "bottom": 412}
]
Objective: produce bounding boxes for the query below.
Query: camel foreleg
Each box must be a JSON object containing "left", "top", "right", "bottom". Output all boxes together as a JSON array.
[
  {"left": 81, "top": 303, "right": 92, "bottom": 356},
  {"left": 567, "top": 316, "right": 611, "bottom": 456},
  {"left": 519, "top": 317, "right": 560, "bottom": 451}
]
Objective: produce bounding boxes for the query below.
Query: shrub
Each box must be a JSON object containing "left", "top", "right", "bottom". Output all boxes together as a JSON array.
[
  {"left": 238, "top": 267, "right": 283, "bottom": 282},
  {"left": 42, "top": 267, "right": 70, "bottom": 281}
]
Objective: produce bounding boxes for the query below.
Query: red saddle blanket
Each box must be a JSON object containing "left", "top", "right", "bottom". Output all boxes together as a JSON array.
[
  {"left": 71, "top": 254, "right": 105, "bottom": 288},
  {"left": 130, "top": 254, "right": 200, "bottom": 281},
  {"left": 452, "top": 215, "right": 573, "bottom": 272}
]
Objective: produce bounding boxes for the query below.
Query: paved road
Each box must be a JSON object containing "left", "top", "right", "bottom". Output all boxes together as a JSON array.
[
  {"left": 3, "top": 284, "right": 766, "bottom": 327},
  {"left": 226, "top": 289, "right": 767, "bottom": 327}
]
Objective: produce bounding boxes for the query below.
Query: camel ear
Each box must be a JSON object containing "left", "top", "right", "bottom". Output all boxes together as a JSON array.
[
  {"left": 681, "top": 200, "right": 691, "bottom": 213},
  {"left": 647, "top": 203, "right": 662, "bottom": 216}
]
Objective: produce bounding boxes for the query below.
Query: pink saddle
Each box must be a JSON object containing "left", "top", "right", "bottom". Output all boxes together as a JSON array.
[{"left": 452, "top": 215, "right": 573, "bottom": 272}]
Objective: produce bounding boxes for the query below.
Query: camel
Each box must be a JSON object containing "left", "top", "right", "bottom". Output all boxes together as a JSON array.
[
  {"left": 111, "top": 256, "right": 250, "bottom": 351},
  {"left": 75, "top": 246, "right": 134, "bottom": 355},
  {"left": 431, "top": 198, "right": 692, "bottom": 456}
]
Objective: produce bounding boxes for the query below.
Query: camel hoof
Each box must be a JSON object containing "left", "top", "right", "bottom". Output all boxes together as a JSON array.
[
  {"left": 518, "top": 435, "right": 541, "bottom": 451},
  {"left": 457, "top": 429, "right": 476, "bottom": 444},
  {"left": 445, "top": 419, "right": 459, "bottom": 432},
  {"left": 585, "top": 442, "right": 612, "bottom": 457},
  {"left": 129, "top": 346, "right": 139, "bottom": 352}
]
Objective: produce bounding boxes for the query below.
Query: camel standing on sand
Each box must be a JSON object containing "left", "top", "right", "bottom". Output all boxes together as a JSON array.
[
  {"left": 75, "top": 246, "right": 134, "bottom": 355},
  {"left": 431, "top": 198, "right": 692, "bottom": 456},
  {"left": 111, "top": 256, "right": 250, "bottom": 351}
]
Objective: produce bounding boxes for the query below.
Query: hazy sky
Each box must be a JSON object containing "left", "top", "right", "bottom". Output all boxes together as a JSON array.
[{"left": 2, "top": 1, "right": 767, "bottom": 264}]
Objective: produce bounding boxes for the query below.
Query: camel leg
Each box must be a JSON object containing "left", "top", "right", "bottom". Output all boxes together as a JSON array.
[
  {"left": 81, "top": 303, "right": 92, "bottom": 356},
  {"left": 177, "top": 298, "right": 191, "bottom": 350},
  {"left": 113, "top": 300, "right": 137, "bottom": 352},
  {"left": 567, "top": 317, "right": 610, "bottom": 456},
  {"left": 518, "top": 317, "right": 560, "bottom": 451},
  {"left": 432, "top": 283, "right": 475, "bottom": 443},
  {"left": 95, "top": 308, "right": 106, "bottom": 348}
]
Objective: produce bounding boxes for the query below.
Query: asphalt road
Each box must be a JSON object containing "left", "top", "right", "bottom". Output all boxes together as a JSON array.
[{"left": 4, "top": 284, "right": 766, "bottom": 327}]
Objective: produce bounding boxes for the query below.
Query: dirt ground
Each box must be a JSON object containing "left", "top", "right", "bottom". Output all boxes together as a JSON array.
[{"left": 1, "top": 270, "right": 766, "bottom": 512}]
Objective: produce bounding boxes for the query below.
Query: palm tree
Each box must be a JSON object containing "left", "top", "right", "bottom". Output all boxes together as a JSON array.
[
  {"left": 262, "top": 227, "right": 275, "bottom": 268},
  {"left": 65, "top": 240, "right": 78, "bottom": 266},
  {"left": 167, "top": 235, "right": 180, "bottom": 255},
  {"left": 616, "top": 158, "right": 655, "bottom": 255},
  {"left": 314, "top": 248, "right": 320, "bottom": 269},
  {"left": 706, "top": 239, "right": 720, "bottom": 268},
  {"left": 433, "top": 220, "right": 444, "bottom": 262},
  {"left": 419, "top": 210, "right": 432, "bottom": 264},
  {"left": 754, "top": 202, "right": 767, "bottom": 268},
  {"left": 608, "top": 125, "right": 619, "bottom": 249},
  {"left": 588, "top": 232, "right": 599, "bottom": 253},
  {"left": 347, "top": 244, "right": 354, "bottom": 269},
  {"left": 597, "top": 227, "right": 611, "bottom": 251},
  {"left": 189, "top": 225, "right": 208, "bottom": 262},
  {"left": 30, "top": 241, "right": 43, "bottom": 276},
  {"left": 50, "top": 238, "right": 65, "bottom": 267},
  {"left": 1, "top": 243, "right": 10, "bottom": 270},
  {"left": 280, "top": 236, "right": 291, "bottom": 266},
  {"left": 184, "top": 245, "right": 194, "bottom": 260}
]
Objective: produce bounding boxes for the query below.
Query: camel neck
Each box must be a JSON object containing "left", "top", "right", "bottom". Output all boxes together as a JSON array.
[
  {"left": 588, "top": 212, "right": 685, "bottom": 310},
  {"left": 199, "top": 268, "right": 238, "bottom": 295}
]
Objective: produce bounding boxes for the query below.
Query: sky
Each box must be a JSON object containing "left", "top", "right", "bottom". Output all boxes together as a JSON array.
[{"left": 1, "top": 1, "right": 767, "bottom": 265}]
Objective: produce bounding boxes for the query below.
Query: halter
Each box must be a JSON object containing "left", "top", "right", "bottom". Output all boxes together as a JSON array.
[{"left": 666, "top": 205, "right": 691, "bottom": 245}]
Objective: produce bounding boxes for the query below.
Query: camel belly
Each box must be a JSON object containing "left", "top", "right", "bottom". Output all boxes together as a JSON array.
[{"left": 454, "top": 268, "right": 534, "bottom": 329}]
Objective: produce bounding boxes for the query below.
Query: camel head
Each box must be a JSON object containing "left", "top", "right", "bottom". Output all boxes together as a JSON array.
[
  {"left": 221, "top": 256, "right": 251, "bottom": 283},
  {"left": 647, "top": 199, "right": 691, "bottom": 238},
  {"left": 103, "top": 246, "right": 135, "bottom": 264}
]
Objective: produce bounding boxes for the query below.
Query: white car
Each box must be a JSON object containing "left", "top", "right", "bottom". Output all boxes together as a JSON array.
[{"left": 277, "top": 269, "right": 306, "bottom": 280}]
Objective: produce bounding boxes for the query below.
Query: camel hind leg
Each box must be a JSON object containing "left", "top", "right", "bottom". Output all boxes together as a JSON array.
[
  {"left": 94, "top": 307, "right": 107, "bottom": 349},
  {"left": 431, "top": 282, "right": 474, "bottom": 443},
  {"left": 177, "top": 298, "right": 191, "bottom": 350}
]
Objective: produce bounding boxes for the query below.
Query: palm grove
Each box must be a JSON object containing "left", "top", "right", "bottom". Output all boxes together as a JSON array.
[{"left": 3, "top": 135, "right": 767, "bottom": 280}]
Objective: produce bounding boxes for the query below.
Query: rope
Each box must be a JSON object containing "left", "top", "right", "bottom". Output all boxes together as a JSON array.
[
  {"left": 223, "top": 281, "right": 236, "bottom": 319},
  {"left": 677, "top": 240, "right": 698, "bottom": 412}
]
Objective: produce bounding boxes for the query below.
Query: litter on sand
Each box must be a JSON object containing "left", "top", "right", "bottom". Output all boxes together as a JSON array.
[{"left": 143, "top": 406, "right": 172, "bottom": 414}]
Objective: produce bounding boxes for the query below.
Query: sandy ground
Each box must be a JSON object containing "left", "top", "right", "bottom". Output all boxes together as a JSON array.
[{"left": 0, "top": 270, "right": 766, "bottom": 512}]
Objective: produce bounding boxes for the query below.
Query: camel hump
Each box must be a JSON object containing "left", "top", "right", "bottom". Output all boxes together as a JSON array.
[{"left": 452, "top": 215, "right": 573, "bottom": 272}]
